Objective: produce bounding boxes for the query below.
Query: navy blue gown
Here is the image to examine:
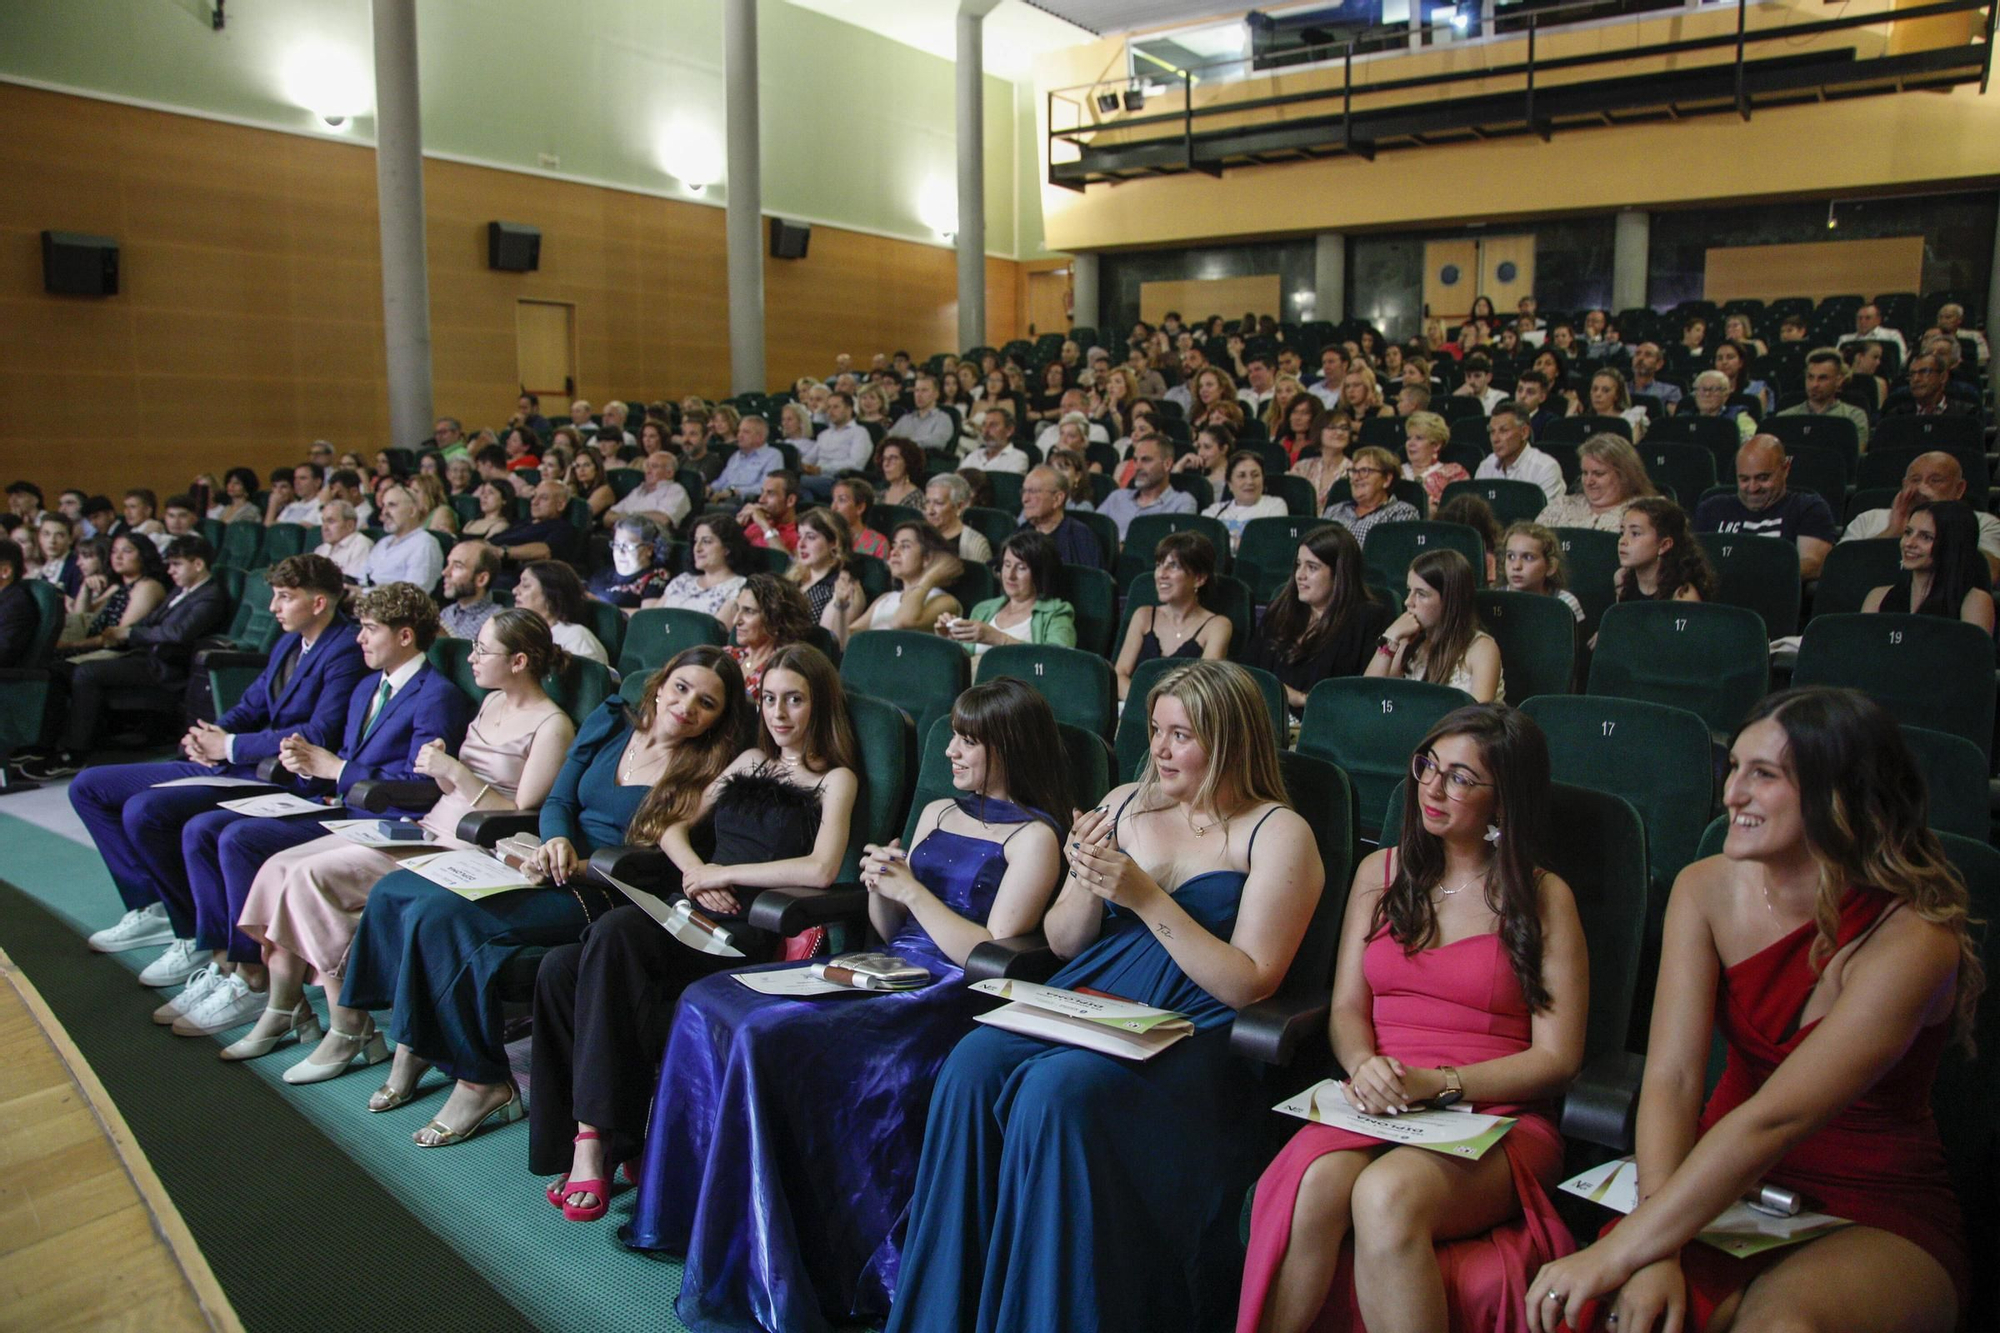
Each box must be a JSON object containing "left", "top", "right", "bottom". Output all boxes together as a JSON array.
[
  {"left": 622, "top": 797, "right": 1052, "bottom": 1333},
  {"left": 884, "top": 808, "right": 1281, "bottom": 1333}
]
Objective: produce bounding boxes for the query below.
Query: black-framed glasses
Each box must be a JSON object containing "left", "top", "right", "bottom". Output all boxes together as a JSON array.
[{"left": 1412, "top": 753, "right": 1493, "bottom": 801}]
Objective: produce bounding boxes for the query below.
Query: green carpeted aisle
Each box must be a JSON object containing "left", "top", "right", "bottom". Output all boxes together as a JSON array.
[{"left": 0, "top": 808, "right": 691, "bottom": 1333}]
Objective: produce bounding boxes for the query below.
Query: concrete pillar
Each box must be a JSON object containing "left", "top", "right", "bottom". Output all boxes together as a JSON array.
[
  {"left": 956, "top": 1, "right": 1000, "bottom": 351},
  {"left": 370, "top": 0, "right": 433, "bottom": 450},
  {"left": 1071, "top": 253, "right": 1099, "bottom": 338},
  {"left": 1986, "top": 188, "right": 2000, "bottom": 347},
  {"left": 1613, "top": 209, "right": 1651, "bottom": 312},
  {"left": 1315, "top": 231, "right": 1346, "bottom": 323},
  {"left": 724, "top": 0, "right": 765, "bottom": 394}
]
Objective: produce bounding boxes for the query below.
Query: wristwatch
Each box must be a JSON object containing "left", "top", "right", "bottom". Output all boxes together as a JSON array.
[{"left": 1432, "top": 1065, "right": 1464, "bottom": 1108}]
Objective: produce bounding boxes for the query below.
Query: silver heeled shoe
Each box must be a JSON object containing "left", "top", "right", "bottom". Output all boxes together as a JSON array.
[
  {"left": 282, "top": 1022, "right": 389, "bottom": 1085},
  {"left": 219, "top": 1000, "right": 324, "bottom": 1062}
]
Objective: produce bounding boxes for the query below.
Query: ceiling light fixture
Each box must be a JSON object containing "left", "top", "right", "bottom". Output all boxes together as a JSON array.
[{"left": 1123, "top": 85, "right": 1146, "bottom": 111}]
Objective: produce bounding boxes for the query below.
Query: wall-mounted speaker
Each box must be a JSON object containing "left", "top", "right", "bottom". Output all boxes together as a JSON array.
[
  {"left": 487, "top": 221, "right": 541, "bottom": 272},
  {"left": 42, "top": 231, "right": 119, "bottom": 296},
  {"left": 769, "top": 218, "right": 811, "bottom": 261}
]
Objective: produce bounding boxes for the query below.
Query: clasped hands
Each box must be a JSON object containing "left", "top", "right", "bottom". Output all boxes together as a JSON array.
[
  {"left": 277, "top": 733, "right": 342, "bottom": 780},
  {"left": 680, "top": 861, "right": 741, "bottom": 916},
  {"left": 182, "top": 719, "right": 230, "bottom": 767},
  {"left": 1066, "top": 805, "right": 1160, "bottom": 911},
  {"left": 1339, "top": 1055, "right": 1448, "bottom": 1116},
  {"left": 860, "top": 839, "right": 923, "bottom": 905}
]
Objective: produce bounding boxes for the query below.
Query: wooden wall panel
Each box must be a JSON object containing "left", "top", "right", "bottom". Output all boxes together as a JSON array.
[
  {"left": 1139, "top": 274, "right": 1283, "bottom": 326},
  {"left": 1703, "top": 236, "right": 1926, "bottom": 302},
  {"left": 0, "top": 83, "right": 1025, "bottom": 501}
]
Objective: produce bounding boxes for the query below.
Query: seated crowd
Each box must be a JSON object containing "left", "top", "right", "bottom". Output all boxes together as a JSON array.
[{"left": 5, "top": 294, "right": 1991, "bottom": 1333}]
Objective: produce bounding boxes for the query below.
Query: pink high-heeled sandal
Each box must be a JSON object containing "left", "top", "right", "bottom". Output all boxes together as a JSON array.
[{"left": 547, "top": 1129, "right": 613, "bottom": 1221}]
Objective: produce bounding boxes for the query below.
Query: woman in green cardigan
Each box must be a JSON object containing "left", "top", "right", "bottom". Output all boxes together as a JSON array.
[{"left": 935, "top": 529, "right": 1076, "bottom": 658}]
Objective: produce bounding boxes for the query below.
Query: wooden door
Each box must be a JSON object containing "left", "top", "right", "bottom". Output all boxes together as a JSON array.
[
  {"left": 1423, "top": 239, "right": 1480, "bottom": 323},
  {"left": 1479, "top": 235, "right": 1536, "bottom": 317},
  {"left": 1026, "top": 269, "right": 1071, "bottom": 337},
  {"left": 516, "top": 300, "right": 575, "bottom": 398}
]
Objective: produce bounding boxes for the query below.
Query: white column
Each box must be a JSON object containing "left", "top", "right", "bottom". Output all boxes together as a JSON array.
[
  {"left": 1315, "top": 232, "right": 1347, "bottom": 323},
  {"left": 724, "top": 0, "right": 765, "bottom": 394},
  {"left": 1071, "top": 253, "right": 1099, "bottom": 337},
  {"left": 370, "top": 0, "right": 433, "bottom": 449},
  {"left": 1612, "top": 209, "right": 1651, "bottom": 312},
  {"left": 956, "top": 1, "right": 1001, "bottom": 351}
]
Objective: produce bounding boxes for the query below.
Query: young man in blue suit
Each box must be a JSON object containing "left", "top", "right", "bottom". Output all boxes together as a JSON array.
[
  {"left": 71, "top": 554, "right": 368, "bottom": 981},
  {"left": 163, "top": 581, "right": 474, "bottom": 1036}
]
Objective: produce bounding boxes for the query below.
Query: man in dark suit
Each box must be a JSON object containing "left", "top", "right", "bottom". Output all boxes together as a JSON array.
[
  {"left": 68, "top": 554, "right": 368, "bottom": 976},
  {"left": 167, "top": 582, "right": 473, "bottom": 1035},
  {"left": 20, "top": 535, "right": 232, "bottom": 781},
  {"left": 0, "top": 538, "right": 40, "bottom": 669}
]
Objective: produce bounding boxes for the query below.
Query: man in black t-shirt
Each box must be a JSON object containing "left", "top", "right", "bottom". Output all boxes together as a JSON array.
[{"left": 1692, "top": 436, "right": 1837, "bottom": 578}]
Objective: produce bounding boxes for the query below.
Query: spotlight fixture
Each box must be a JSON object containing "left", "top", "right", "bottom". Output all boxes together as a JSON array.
[
  {"left": 1097, "top": 91, "right": 1121, "bottom": 114},
  {"left": 1826, "top": 200, "right": 1839, "bottom": 230},
  {"left": 1122, "top": 85, "right": 1146, "bottom": 112},
  {"left": 1450, "top": 9, "right": 1471, "bottom": 29}
]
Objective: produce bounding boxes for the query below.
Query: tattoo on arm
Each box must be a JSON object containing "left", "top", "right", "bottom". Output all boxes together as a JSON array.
[{"left": 1155, "top": 921, "right": 1173, "bottom": 938}]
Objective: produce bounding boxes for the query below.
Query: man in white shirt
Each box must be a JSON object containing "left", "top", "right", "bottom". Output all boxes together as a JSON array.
[
  {"left": 886, "top": 374, "right": 956, "bottom": 451},
  {"left": 802, "top": 391, "right": 875, "bottom": 501},
  {"left": 1935, "top": 302, "right": 1989, "bottom": 366},
  {"left": 314, "top": 500, "right": 374, "bottom": 581},
  {"left": 1840, "top": 450, "right": 2000, "bottom": 580},
  {"left": 325, "top": 469, "right": 374, "bottom": 527},
  {"left": 1835, "top": 304, "right": 1907, "bottom": 361},
  {"left": 967, "top": 408, "right": 1030, "bottom": 476},
  {"left": 1452, "top": 355, "right": 1507, "bottom": 415},
  {"left": 1307, "top": 345, "right": 1350, "bottom": 409},
  {"left": 602, "top": 449, "right": 691, "bottom": 531},
  {"left": 598, "top": 400, "right": 638, "bottom": 451},
  {"left": 1237, "top": 353, "right": 1277, "bottom": 415},
  {"left": 361, "top": 486, "right": 445, "bottom": 590},
  {"left": 1475, "top": 401, "right": 1565, "bottom": 502},
  {"left": 276, "top": 464, "right": 325, "bottom": 526}
]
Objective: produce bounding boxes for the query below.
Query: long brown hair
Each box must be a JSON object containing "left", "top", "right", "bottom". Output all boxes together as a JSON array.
[
  {"left": 1405, "top": 549, "right": 1478, "bottom": 687},
  {"left": 756, "top": 644, "right": 857, "bottom": 774},
  {"left": 1379, "top": 705, "right": 1555, "bottom": 1011},
  {"left": 626, "top": 646, "right": 753, "bottom": 842},
  {"left": 1741, "top": 687, "right": 1984, "bottom": 1051},
  {"left": 1260, "top": 524, "right": 1372, "bottom": 665}
]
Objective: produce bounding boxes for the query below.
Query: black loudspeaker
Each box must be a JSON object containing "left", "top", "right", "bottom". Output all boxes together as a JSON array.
[
  {"left": 42, "top": 231, "right": 119, "bottom": 296},
  {"left": 487, "top": 221, "right": 541, "bottom": 272},
  {"left": 769, "top": 218, "right": 811, "bottom": 261}
]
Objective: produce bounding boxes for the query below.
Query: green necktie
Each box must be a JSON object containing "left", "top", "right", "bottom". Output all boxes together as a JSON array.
[{"left": 361, "top": 678, "right": 393, "bottom": 741}]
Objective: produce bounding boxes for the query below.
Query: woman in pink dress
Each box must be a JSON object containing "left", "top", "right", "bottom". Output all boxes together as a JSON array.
[
  {"left": 226, "top": 609, "right": 576, "bottom": 1074},
  {"left": 1525, "top": 687, "right": 1977, "bottom": 1333},
  {"left": 1240, "top": 704, "right": 1588, "bottom": 1333}
]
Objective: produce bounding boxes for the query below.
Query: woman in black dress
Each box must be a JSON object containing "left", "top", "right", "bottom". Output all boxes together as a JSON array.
[{"left": 1244, "top": 524, "right": 1391, "bottom": 716}]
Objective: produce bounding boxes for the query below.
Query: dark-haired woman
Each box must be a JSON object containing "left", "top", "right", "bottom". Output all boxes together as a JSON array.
[
  {"left": 1244, "top": 526, "right": 1393, "bottom": 714},
  {"left": 1112, "top": 530, "right": 1232, "bottom": 701},
  {"left": 345, "top": 647, "right": 751, "bottom": 1146},
  {"left": 230, "top": 610, "right": 576, "bottom": 1067},
  {"left": 517, "top": 560, "right": 609, "bottom": 668},
  {"left": 646, "top": 516, "right": 752, "bottom": 632},
  {"left": 1527, "top": 688, "right": 1981, "bottom": 1333},
  {"left": 1242, "top": 705, "right": 1586, "bottom": 1332},
  {"left": 60, "top": 532, "right": 167, "bottom": 651},
  {"left": 623, "top": 678, "right": 1066, "bottom": 1332},
  {"left": 1369, "top": 549, "right": 1504, "bottom": 702},
  {"left": 1863, "top": 498, "right": 1995, "bottom": 634},
  {"left": 1614, "top": 497, "right": 1714, "bottom": 605},
  {"left": 830, "top": 519, "right": 963, "bottom": 646},
  {"left": 728, "top": 573, "right": 817, "bottom": 700},
  {"left": 939, "top": 529, "right": 1075, "bottom": 657},
  {"left": 537, "top": 645, "right": 856, "bottom": 1226},
  {"left": 208, "top": 467, "right": 263, "bottom": 525}
]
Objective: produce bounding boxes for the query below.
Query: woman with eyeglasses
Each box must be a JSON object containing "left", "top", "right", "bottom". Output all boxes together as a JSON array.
[
  {"left": 589, "top": 518, "right": 670, "bottom": 609},
  {"left": 1292, "top": 414, "right": 1356, "bottom": 513},
  {"left": 1325, "top": 447, "right": 1421, "bottom": 548},
  {"left": 1368, "top": 549, "right": 1505, "bottom": 703},
  {"left": 1242, "top": 705, "right": 1585, "bottom": 1333}
]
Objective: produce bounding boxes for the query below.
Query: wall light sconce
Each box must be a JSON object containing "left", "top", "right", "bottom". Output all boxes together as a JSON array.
[{"left": 282, "top": 45, "right": 371, "bottom": 131}]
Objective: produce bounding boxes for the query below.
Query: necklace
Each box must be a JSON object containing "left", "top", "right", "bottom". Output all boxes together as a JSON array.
[
  {"left": 1186, "top": 806, "right": 1226, "bottom": 838},
  {"left": 1438, "top": 861, "right": 1491, "bottom": 897}
]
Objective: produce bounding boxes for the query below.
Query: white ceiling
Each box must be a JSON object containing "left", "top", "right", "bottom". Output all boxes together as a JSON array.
[
  {"left": 785, "top": 0, "right": 1099, "bottom": 79},
  {"left": 1018, "top": 0, "right": 1249, "bottom": 35}
]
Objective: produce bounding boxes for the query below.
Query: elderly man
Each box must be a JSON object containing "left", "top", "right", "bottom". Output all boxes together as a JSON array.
[
  {"left": 438, "top": 540, "right": 501, "bottom": 639},
  {"left": 886, "top": 374, "right": 956, "bottom": 451},
  {"left": 1693, "top": 436, "right": 1836, "bottom": 578},
  {"left": 324, "top": 468, "right": 374, "bottom": 527},
  {"left": 1836, "top": 303, "right": 1907, "bottom": 360},
  {"left": 709, "top": 414, "right": 783, "bottom": 505},
  {"left": 314, "top": 500, "right": 374, "bottom": 580},
  {"left": 1097, "top": 435, "right": 1197, "bottom": 542},
  {"left": 1842, "top": 451, "right": 2000, "bottom": 580},
  {"left": 568, "top": 399, "right": 598, "bottom": 438},
  {"left": 1475, "top": 401, "right": 1565, "bottom": 503},
  {"left": 968, "top": 407, "right": 1031, "bottom": 476},
  {"left": 1689, "top": 370, "right": 1756, "bottom": 443},
  {"left": 599, "top": 400, "right": 637, "bottom": 450},
  {"left": 739, "top": 471, "right": 802, "bottom": 553},
  {"left": 924, "top": 474, "right": 994, "bottom": 565},
  {"left": 1627, "top": 342, "right": 1682, "bottom": 414},
  {"left": 274, "top": 464, "right": 325, "bottom": 526},
  {"left": 491, "top": 479, "right": 580, "bottom": 565},
  {"left": 1882, "top": 352, "right": 1974, "bottom": 418},
  {"left": 1032, "top": 389, "right": 1111, "bottom": 453},
  {"left": 1935, "top": 302, "right": 1989, "bottom": 366},
  {"left": 603, "top": 448, "right": 691, "bottom": 531},
  {"left": 1018, "top": 465, "right": 1105, "bottom": 570},
  {"left": 801, "top": 392, "right": 874, "bottom": 501},
  {"left": 1774, "top": 348, "right": 1870, "bottom": 450},
  {"left": 361, "top": 484, "right": 445, "bottom": 590}
]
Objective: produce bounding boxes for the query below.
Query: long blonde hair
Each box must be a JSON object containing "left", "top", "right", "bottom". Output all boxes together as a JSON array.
[{"left": 1134, "top": 661, "right": 1291, "bottom": 819}]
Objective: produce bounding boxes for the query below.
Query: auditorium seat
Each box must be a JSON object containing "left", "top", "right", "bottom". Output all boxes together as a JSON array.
[
  {"left": 1442, "top": 479, "right": 1546, "bottom": 527},
  {"left": 1809, "top": 539, "right": 1901, "bottom": 620},
  {"left": 255, "top": 524, "right": 309, "bottom": 569},
  {"left": 577, "top": 598, "right": 626, "bottom": 667},
  {"left": 1362, "top": 520, "right": 1487, "bottom": 590},
  {"left": 1552, "top": 528, "right": 1621, "bottom": 635},
  {"left": 961, "top": 506, "right": 1017, "bottom": 559},
  {"left": 1637, "top": 443, "right": 1718, "bottom": 512},
  {"left": 1589, "top": 601, "right": 1770, "bottom": 739},
  {"left": 1695, "top": 531, "right": 1802, "bottom": 637},
  {"left": 1899, "top": 724, "right": 1990, "bottom": 842},
  {"left": 978, "top": 643, "right": 1116, "bottom": 740},
  {"left": 215, "top": 520, "right": 264, "bottom": 571},
  {"left": 1475, "top": 589, "right": 1576, "bottom": 699},
  {"left": 1071, "top": 511, "right": 1120, "bottom": 571},
  {"left": 1297, "top": 677, "right": 1473, "bottom": 845},
  {"left": 1115, "top": 513, "right": 1233, "bottom": 589},
  {"left": 837, "top": 629, "right": 968, "bottom": 743},
  {"left": 617, "top": 608, "right": 726, "bottom": 679},
  {"left": 1761, "top": 416, "right": 1859, "bottom": 481},
  {"left": 1053, "top": 563, "right": 1116, "bottom": 657},
  {"left": 1235, "top": 516, "right": 1333, "bottom": 604},
  {"left": 1792, "top": 613, "right": 1996, "bottom": 764},
  {"left": 1117, "top": 571, "right": 1254, "bottom": 662}
]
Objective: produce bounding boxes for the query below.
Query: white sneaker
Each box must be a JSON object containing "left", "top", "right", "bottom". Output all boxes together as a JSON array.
[
  {"left": 153, "top": 962, "right": 225, "bottom": 1025},
  {"left": 137, "top": 937, "right": 207, "bottom": 988},
  {"left": 89, "top": 905, "right": 176, "bottom": 954},
  {"left": 172, "top": 972, "right": 266, "bottom": 1037}
]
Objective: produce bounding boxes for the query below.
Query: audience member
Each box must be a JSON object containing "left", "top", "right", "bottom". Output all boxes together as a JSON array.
[
  {"left": 438, "top": 540, "right": 501, "bottom": 640},
  {"left": 739, "top": 470, "right": 802, "bottom": 554},
  {"left": 1862, "top": 499, "right": 1995, "bottom": 633},
  {"left": 645, "top": 516, "right": 751, "bottom": 630},
  {"left": 1367, "top": 549, "right": 1504, "bottom": 702},
  {"left": 710, "top": 415, "right": 784, "bottom": 505},
  {"left": 1018, "top": 464, "right": 1104, "bottom": 569},
  {"left": 922, "top": 473, "right": 993, "bottom": 565},
  {"left": 1501, "top": 522, "right": 1586, "bottom": 623},
  {"left": 1401, "top": 412, "right": 1469, "bottom": 513},
  {"left": 1204, "top": 450, "right": 1290, "bottom": 553},
  {"left": 590, "top": 517, "right": 671, "bottom": 609},
  {"left": 516, "top": 561, "right": 609, "bottom": 667},
  {"left": 1882, "top": 351, "right": 1974, "bottom": 418},
  {"left": 1099, "top": 436, "right": 1197, "bottom": 540},
  {"left": 725, "top": 574, "right": 818, "bottom": 699},
  {"left": 314, "top": 499, "right": 374, "bottom": 580},
  {"left": 59, "top": 531, "right": 166, "bottom": 650},
  {"left": 1774, "top": 347, "right": 1871, "bottom": 449},
  {"left": 966, "top": 407, "right": 1031, "bottom": 476},
  {"left": 802, "top": 392, "right": 874, "bottom": 500},
  {"left": 1452, "top": 355, "right": 1505, "bottom": 414},
  {"left": 1291, "top": 414, "right": 1355, "bottom": 513},
  {"left": 274, "top": 465, "right": 325, "bottom": 526},
  {"left": 1327, "top": 447, "right": 1421, "bottom": 546},
  {"left": 1615, "top": 497, "right": 1715, "bottom": 604},
  {"left": 325, "top": 468, "right": 374, "bottom": 527},
  {"left": 831, "top": 478, "right": 892, "bottom": 560},
  {"left": 1538, "top": 434, "right": 1655, "bottom": 532},
  {"left": 872, "top": 438, "right": 926, "bottom": 509},
  {"left": 784, "top": 507, "right": 849, "bottom": 620},
  {"left": 1689, "top": 370, "right": 1757, "bottom": 443},
  {"left": 1835, "top": 301, "right": 1908, "bottom": 359},
  {"left": 1841, "top": 450, "right": 1999, "bottom": 579},
  {"left": 208, "top": 467, "right": 262, "bottom": 525},
  {"left": 829, "top": 519, "right": 963, "bottom": 646},
  {"left": 1112, "top": 531, "right": 1232, "bottom": 700},
  {"left": 601, "top": 449, "right": 690, "bottom": 532},
  {"left": 939, "top": 529, "right": 1076, "bottom": 657},
  {"left": 359, "top": 485, "right": 445, "bottom": 591},
  {"left": 887, "top": 373, "right": 956, "bottom": 451},
  {"left": 1475, "top": 402, "right": 1565, "bottom": 503},
  {"left": 0, "top": 540, "right": 38, "bottom": 669},
  {"left": 33, "top": 514, "right": 82, "bottom": 599},
  {"left": 1694, "top": 437, "right": 1836, "bottom": 578},
  {"left": 1626, "top": 342, "right": 1681, "bottom": 414},
  {"left": 491, "top": 479, "right": 582, "bottom": 566},
  {"left": 1243, "top": 525, "right": 1391, "bottom": 714}
]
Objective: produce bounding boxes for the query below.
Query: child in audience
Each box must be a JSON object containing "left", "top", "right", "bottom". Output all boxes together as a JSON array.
[
  {"left": 1501, "top": 522, "right": 1586, "bottom": 623},
  {"left": 1613, "top": 497, "right": 1714, "bottom": 604},
  {"left": 1368, "top": 549, "right": 1505, "bottom": 702}
]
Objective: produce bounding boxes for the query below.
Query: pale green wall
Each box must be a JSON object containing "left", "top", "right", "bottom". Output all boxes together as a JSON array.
[{"left": 0, "top": 0, "right": 1044, "bottom": 256}]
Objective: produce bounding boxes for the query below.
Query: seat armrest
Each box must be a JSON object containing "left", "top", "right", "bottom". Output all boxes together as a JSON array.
[
  {"left": 194, "top": 649, "right": 270, "bottom": 672},
  {"left": 1230, "top": 990, "right": 1332, "bottom": 1067},
  {"left": 964, "top": 932, "right": 1062, "bottom": 983},
  {"left": 347, "top": 780, "right": 443, "bottom": 814},
  {"left": 0, "top": 667, "right": 52, "bottom": 684},
  {"left": 457, "top": 810, "right": 540, "bottom": 847},
  {"left": 745, "top": 885, "right": 870, "bottom": 935},
  {"left": 586, "top": 844, "right": 675, "bottom": 888},
  {"left": 1559, "top": 1049, "right": 1647, "bottom": 1153}
]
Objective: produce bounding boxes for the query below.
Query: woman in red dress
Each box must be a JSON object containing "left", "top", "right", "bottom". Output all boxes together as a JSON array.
[
  {"left": 1527, "top": 686, "right": 1981, "bottom": 1333},
  {"left": 1240, "top": 705, "right": 1589, "bottom": 1332}
]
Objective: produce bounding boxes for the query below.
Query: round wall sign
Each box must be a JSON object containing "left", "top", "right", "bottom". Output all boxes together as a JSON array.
[
  {"left": 1439, "top": 264, "right": 1461, "bottom": 286},
  {"left": 1496, "top": 261, "right": 1518, "bottom": 282}
]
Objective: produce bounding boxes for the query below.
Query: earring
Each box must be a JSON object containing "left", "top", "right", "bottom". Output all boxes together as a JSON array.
[{"left": 1485, "top": 823, "right": 1502, "bottom": 844}]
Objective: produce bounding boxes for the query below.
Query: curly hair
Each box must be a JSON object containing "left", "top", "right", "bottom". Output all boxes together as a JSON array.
[{"left": 353, "top": 581, "right": 442, "bottom": 650}]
